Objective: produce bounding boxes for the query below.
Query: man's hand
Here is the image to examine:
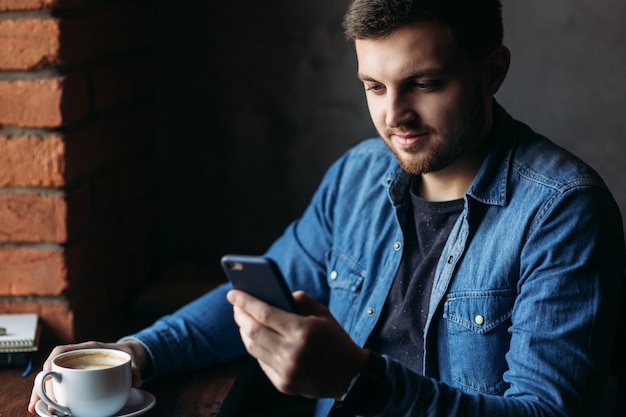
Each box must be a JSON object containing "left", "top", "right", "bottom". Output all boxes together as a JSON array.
[
  {"left": 227, "top": 289, "right": 368, "bottom": 400},
  {"left": 27, "top": 340, "right": 150, "bottom": 414}
]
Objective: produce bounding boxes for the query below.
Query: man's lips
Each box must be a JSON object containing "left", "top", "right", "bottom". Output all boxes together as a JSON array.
[{"left": 391, "top": 131, "right": 429, "bottom": 149}]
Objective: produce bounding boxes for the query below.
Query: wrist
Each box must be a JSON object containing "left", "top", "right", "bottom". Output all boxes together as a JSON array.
[
  {"left": 118, "top": 340, "right": 152, "bottom": 377},
  {"left": 334, "top": 350, "right": 390, "bottom": 415},
  {"left": 336, "top": 349, "right": 370, "bottom": 401}
]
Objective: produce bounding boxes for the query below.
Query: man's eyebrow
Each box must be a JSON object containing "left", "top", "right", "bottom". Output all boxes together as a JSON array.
[
  {"left": 357, "top": 69, "right": 451, "bottom": 82},
  {"left": 407, "top": 69, "right": 450, "bottom": 78},
  {"left": 357, "top": 73, "right": 377, "bottom": 82}
]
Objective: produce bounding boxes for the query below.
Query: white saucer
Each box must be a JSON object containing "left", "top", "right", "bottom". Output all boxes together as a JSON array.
[{"left": 35, "top": 388, "right": 156, "bottom": 417}]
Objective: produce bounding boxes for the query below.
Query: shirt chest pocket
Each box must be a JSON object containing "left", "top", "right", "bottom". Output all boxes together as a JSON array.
[
  {"left": 325, "top": 250, "right": 365, "bottom": 331},
  {"left": 443, "top": 289, "right": 515, "bottom": 395}
]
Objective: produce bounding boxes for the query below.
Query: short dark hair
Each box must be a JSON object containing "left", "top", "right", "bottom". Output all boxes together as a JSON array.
[{"left": 343, "top": 0, "right": 504, "bottom": 57}]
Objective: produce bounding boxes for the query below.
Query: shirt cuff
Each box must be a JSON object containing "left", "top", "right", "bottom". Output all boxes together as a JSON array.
[{"left": 333, "top": 350, "right": 391, "bottom": 415}]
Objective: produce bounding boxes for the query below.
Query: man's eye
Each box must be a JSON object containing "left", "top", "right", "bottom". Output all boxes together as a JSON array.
[
  {"left": 365, "top": 84, "right": 384, "bottom": 93},
  {"left": 413, "top": 81, "right": 441, "bottom": 90}
]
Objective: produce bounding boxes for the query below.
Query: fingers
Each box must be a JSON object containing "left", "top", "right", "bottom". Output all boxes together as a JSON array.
[
  {"left": 228, "top": 290, "right": 305, "bottom": 373},
  {"left": 116, "top": 340, "right": 148, "bottom": 388},
  {"left": 232, "top": 304, "right": 278, "bottom": 359},
  {"left": 227, "top": 290, "right": 300, "bottom": 332},
  {"left": 28, "top": 381, "right": 41, "bottom": 413},
  {"left": 227, "top": 289, "right": 328, "bottom": 396}
]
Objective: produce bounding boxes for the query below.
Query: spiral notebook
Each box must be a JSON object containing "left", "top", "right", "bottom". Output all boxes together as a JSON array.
[{"left": 0, "top": 313, "right": 40, "bottom": 353}]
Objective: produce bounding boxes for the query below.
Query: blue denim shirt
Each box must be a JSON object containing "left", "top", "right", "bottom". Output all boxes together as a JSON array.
[{"left": 126, "top": 103, "right": 624, "bottom": 417}]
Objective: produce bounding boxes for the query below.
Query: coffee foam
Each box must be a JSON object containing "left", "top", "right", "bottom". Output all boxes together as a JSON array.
[{"left": 57, "top": 351, "right": 126, "bottom": 370}]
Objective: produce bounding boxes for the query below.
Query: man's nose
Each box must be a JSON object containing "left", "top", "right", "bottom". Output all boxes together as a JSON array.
[{"left": 385, "top": 93, "right": 417, "bottom": 127}]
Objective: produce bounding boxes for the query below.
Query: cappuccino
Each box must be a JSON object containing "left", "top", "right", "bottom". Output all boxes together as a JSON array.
[
  {"left": 35, "top": 348, "right": 132, "bottom": 417},
  {"left": 57, "top": 351, "right": 126, "bottom": 370}
]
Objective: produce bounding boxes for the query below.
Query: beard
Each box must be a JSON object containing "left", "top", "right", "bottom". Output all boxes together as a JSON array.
[{"left": 384, "top": 88, "right": 487, "bottom": 176}]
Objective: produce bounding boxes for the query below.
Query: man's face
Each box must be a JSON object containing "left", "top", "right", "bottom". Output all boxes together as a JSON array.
[{"left": 355, "top": 21, "right": 491, "bottom": 175}]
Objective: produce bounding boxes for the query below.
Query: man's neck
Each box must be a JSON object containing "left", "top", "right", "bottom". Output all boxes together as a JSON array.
[{"left": 417, "top": 139, "right": 488, "bottom": 202}]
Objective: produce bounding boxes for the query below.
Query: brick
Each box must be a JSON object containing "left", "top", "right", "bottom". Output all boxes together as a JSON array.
[
  {"left": 0, "top": 185, "right": 93, "bottom": 243},
  {"left": 0, "top": 107, "right": 156, "bottom": 187},
  {"left": 0, "top": 191, "right": 67, "bottom": 242},
  {"left": 0, "top": 132, "right": 65, "bottom": 187},
  {"left": 0, "top": 18, "right": 60, "bottom": 70},
  {"left": 92, "top": 54, "right": 156, "bottom": 111},
  {"left": 0, "top": 0, "right": 84, "bottom": 11},
  {"left": 0, "top": 220, "right": 130, "bottom": 297},
  {"left": 0, "top": 5, "right": 154, "bottom": 70},
  {"left": 0, "top": 246, "right": 67, "bottom": 295},
  {"left": 41, "top": 300, "right": 74, "bottom": 342},
  {"left": 0, "top": 297, "right": 74, "bottom": 343},
  {"left": 0, "top": 74, "right": 89, "bottom": 127},
  {"left": 0, "top": 240, "right": 156, "bottom": 343}
]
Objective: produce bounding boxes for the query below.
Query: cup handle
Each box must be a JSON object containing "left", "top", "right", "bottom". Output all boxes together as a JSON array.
[{"left": 34, "top": 370, "right": 72, "bottom": 416}]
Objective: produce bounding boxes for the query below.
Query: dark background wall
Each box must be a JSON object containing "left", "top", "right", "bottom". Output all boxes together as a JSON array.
[
  {"left": 153, "top": 0, "right": 626, "bottom": 271},
  {"left": 498, "top": 1, "right": 626, "bottom": 227}
]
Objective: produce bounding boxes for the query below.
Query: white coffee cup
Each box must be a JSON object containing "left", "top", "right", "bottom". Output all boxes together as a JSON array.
[{"left": 34, "top": 348, "right": 132, "bottom": 417}]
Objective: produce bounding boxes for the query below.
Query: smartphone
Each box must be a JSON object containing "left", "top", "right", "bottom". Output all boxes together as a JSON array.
[{"left": 220, "top": 254, "right": 299, "bottom": 313}]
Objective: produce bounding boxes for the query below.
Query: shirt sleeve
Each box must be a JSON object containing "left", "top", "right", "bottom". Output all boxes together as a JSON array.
[{"left": 120, "top": 283, "right": 245, "bottom": 379}]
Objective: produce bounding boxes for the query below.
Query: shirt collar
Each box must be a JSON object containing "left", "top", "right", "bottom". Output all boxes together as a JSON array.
[{"left": 466, "top": 100, "right": 516, "bottom": 207}]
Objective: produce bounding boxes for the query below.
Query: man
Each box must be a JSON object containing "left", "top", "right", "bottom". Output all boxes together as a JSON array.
[{"left": 30, "top": 1, "right": 624, "bottom": 416}]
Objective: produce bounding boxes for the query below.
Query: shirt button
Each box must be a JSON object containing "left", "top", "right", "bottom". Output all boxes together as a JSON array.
[
  {"left": 475, "top": 315, "right": 485, "bottom": 325},
  {"left": 447, "top": 255, "right": 454, "bottom": 264},
  {"left": 329, "top": 270, "right": 338, "bottom": 280},
  {"left": 367, "top": 307, "right": 375, "bottom": 316},
  {"left": 393, "top": 242, "right": 402, "bottom": 251}
]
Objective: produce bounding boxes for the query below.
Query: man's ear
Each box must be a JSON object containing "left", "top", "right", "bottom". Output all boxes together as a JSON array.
[{"left": 486, "top": 45, "right": 511, "bottom": 95}]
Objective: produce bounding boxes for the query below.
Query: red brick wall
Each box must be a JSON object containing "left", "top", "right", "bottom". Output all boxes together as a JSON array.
[{"left": 0, "top": 0, "right": 158, "bottom": 343}]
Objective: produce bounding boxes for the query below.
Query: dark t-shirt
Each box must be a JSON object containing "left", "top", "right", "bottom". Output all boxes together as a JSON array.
[{"left": 366, "top": 180, "right": 464, "bottom": 374}]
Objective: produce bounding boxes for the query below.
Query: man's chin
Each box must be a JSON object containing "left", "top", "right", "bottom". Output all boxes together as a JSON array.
[{"left": 397, "top": 158, "right": 427, "bottom": 176}]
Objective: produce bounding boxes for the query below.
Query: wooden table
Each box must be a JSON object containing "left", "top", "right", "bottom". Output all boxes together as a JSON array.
[
  {"left": 142, "top": 361, "right": 241, "bottom": 417},
  {"left": 1, "top": 363, "right": 42, "bottom": 417},
  {"left": 0, "top": 354, "right": 315, "bottom": 417}
]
